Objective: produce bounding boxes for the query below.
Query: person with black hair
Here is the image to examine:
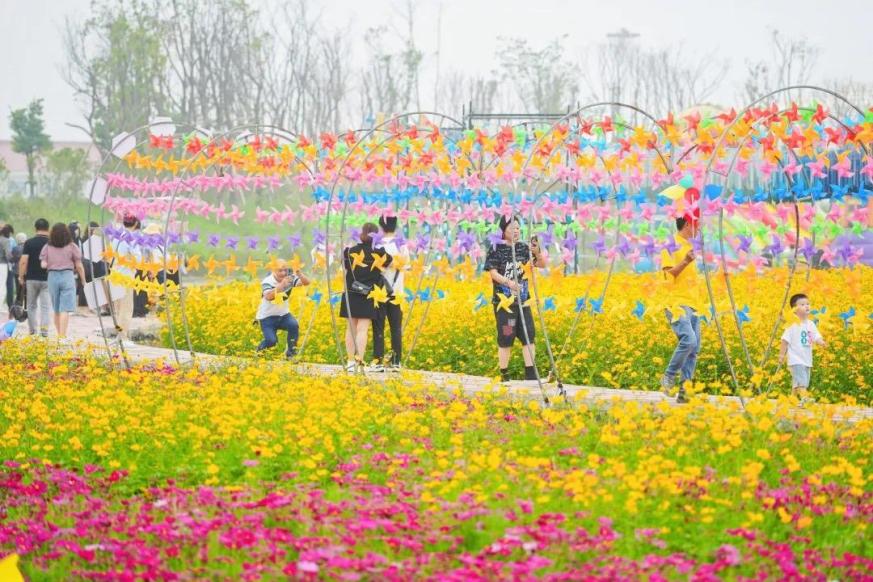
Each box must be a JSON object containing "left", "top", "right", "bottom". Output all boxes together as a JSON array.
[
  {"left": 110, "top": 215, "right": 142, "bottom": 346},
  {"left": 370, "top": 216, "right": 408, "bottom": 372},
  {"left": 0, "top": 224, "right": 14, "bottom": 312},
  {"left": 484, "top": 215, "right": 546, "bottom": 382},
  {"left": 39, "top": 223, "right": 87, "bottom": 339},
  {"left": 778, "top": 293, "right": 825, "bottom": 398},
  {"left": 659, "top": 215, "right": 702, "bottom": 403},
  {"left": 18, "top": 219, "right": 52, "bottom": 336},
  {"left": 340, "top": 222, "right": 393, "bottom": 372}
]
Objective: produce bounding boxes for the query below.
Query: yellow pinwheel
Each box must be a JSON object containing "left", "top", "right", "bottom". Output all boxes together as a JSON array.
[
  {"left": 367, "top": 284, "right": 389, "bottom": 308},
  {"left": 496, "top": 292, "right": 516, "bottom": 313}
]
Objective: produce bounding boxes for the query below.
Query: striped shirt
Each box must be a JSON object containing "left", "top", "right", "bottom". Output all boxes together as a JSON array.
[{"left": 256, "top": 273, "right": 301, "bottom": 320}]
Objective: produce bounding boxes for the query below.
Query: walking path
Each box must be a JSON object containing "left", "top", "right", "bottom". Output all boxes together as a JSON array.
[{"left": 33, "top": 309, "right": 872, "bottom": 424}]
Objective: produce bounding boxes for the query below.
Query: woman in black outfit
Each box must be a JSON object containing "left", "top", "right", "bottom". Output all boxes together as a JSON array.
[{"left": 340, "top": 222, "right": 392, "bottom": 371}]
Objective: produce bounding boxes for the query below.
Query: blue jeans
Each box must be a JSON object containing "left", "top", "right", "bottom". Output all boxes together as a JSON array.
[
  {"left": 257, "top": 313, "right": 299, "bottom": 356},
  {"left": 664, "top": 307, "right": 701, "bottom": 383}
]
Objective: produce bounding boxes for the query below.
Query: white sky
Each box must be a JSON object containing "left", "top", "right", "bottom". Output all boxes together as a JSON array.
[{"left": 2, "top": 0, "right": 872, "bottom": 140}]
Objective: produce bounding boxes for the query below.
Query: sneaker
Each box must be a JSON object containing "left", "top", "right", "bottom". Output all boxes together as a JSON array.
[
  {"left": 344, "top": 361, "right": 357, "bottom": 373},
  {"left": 366, "top": 363, "right": 385, "bottom": 373},
  {"left": 387, "top": 364, "right": 402, "bottom": 373},
  {"left": 285, "top": 347, "right": 298, "bottom": 360},
  {"left": 676, "top": 391, "right": 689, "bottom": 404},
  {"left": 660, "top": 374, "right": 675, "bottom": 394}
]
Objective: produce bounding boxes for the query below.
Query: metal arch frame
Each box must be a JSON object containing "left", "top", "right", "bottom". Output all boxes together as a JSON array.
[
  {"left": 84, "top": 120, "right": 205, "bottom": 368},
  {"left": 323, "top": 111, "right": 469, "bottom": 367},
  {"left": 162, "top": 122, "right": 317, "bottom": 365},
  {"left": 516, "top": 102, "right": 676, "bottom": 399},
  {"left": 321, "top": 121, "right": 474, "bottom": 368},
  {"left": 700, "top": 86, "right": 870, "bottom": 393}
]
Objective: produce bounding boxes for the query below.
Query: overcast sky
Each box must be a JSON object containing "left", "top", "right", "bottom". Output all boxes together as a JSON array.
[{"left": 2, "top": 0, "right": 872, "bottom": 141}]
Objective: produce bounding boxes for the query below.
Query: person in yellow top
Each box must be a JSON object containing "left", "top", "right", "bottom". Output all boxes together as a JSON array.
[{"left": 659, "top": 216, "right": 702, "bottom": 403}]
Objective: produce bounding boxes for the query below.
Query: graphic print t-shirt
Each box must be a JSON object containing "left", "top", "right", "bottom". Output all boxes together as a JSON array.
[
  {"left": 484, "top": 242, "right": 531, "bottom": 305},
  {"left": 256, "top": 273, "right": 302, "bottom": 320},
  {"left": 781, "top": 320, "right": 821, "bottom": 367}
]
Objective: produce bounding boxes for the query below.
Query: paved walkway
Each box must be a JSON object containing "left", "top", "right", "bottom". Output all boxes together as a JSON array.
[{"left": 28, "top": 309, "right": 872, "bottom": 424}]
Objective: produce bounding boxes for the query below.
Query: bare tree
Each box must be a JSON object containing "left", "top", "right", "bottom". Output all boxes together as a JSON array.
[
  {"left": 582, "top": 37, "right": 728, "bottom": 121},
  {"left": 62, "top": 0, "right": 168, "bottom": 153},
  {"left": 742, "top": 29, "right": 820, "bottom": 103},
  {"left": 497, "top": 36, "right": 578, "bottom": 113},
  {"left": 264, "top": 0, "right": 350, "bottom": 135},
  {"left": 437, "top": 71, "right": 501, "bottom": 116}
]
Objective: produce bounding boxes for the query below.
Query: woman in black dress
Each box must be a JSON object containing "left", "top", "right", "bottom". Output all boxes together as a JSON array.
[{"left": 340, "top": 223, "right": 392, "bottom": 371}]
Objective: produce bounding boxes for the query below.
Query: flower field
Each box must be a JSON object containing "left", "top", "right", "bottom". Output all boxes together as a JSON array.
[
  {"left": 169, "top": 267, "right": 873, "bottom": 403},
  {"left": 0, "top": 341, "right": 871, "bottom": 580}
]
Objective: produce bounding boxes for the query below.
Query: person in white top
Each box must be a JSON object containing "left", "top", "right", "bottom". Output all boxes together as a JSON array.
[
  {"left": 778, "top": 293, "right": 826, "bottom": 396},
  {"left": 111, "top": 215, "right": 143, "bottom": 344},
  {"left": 256, "top": 260, "right": 310, "bottom": 359},
  {"left": 370, "top": 216, "right": 409, "bottom": 371}
]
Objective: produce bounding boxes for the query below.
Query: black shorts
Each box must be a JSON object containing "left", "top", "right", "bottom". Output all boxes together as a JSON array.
[{"left": 494, "top": 303, "right": 535, "bottom": 348}]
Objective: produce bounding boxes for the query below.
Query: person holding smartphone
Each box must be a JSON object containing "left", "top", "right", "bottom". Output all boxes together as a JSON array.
[{"left": 484, "top": 215, "right": 547, "bottom": 381}]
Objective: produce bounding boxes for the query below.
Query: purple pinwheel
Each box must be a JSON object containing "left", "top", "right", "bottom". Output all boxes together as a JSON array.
[
  {"left": 690, "top": 236, "right": 703, "bottom": 254},
  {"left": 312, "top": 229, "right": 326, "bottom": 246},
  {"left": 834, "top": 240, "right": 856, "bottom": 265},
  {"left": 592, "top": 236, "right": 607, "bottom": 256},
  {"left": 561, "top": 232, "right": 577, "bottom": 252},
  {"left": 457, "top": 232, "right": 476, "bottom": 252},
  {"left": 616, "top": 236, "right": 631, "bottom": 257},
  {"left": 225, "top": 236, "right": 239, "bottom": 250},
  {"left": 735, "top": 235, "right": 753, "bottom": 254},
  {"left": 287, "top": 234, "right": 302, "bottom": 249},
  {"left": 538, "top": 225, "right": 555, "bottom": 247},
  {"left": 166, "top": 232, "right": 181, "bottom": 245},
  {"left": 662, "top": 236, "right": 680, "bottom": 255},
  {"left": 267, "top": 236, "right": 281, "bottom": 251},
  {"left": 370, "top": 231, "right": 385, "bottom": 248},
  {"left": 393, "top": 232, "right": 407, "bottom": 248},
  {"left": 207, "top": 234, "right": 221, "bottom": 248},
  {"left": 764, "top": 235, "right": 784, "bottom": 256},
  {"left": 186, "top": 230, "right": 200, "bottom": 244},
  {"left": 415, "top": 234, "right": 430, "bottom": 252},
  {"left": 247, "top": 236, "right": 260, "bottom": 250},
  {"left": 487, "top": 231, "right": 504, "bottom": 249},
  {"left": 349, "top": 228, "right": 362, "bottom": 244},
  {"left": 799, "top": 238, "right": 815, "bottom": 262}
]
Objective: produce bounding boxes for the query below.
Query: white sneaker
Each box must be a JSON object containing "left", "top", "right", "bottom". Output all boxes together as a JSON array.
[
  {"left": 387, "top": 364, "right": 402, "bottom": 373},
  {"left": 366, "top": 363, "right": 385, "bottom": 373},
  {"left": 344, "top": 361, "right": 357, "bottom": 373}
]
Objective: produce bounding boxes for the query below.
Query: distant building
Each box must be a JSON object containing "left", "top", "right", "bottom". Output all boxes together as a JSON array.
[{"left": 0, "top": 139, "right": 101, "bottom": 197}]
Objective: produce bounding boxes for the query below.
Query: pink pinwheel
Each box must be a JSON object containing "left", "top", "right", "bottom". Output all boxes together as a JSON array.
[
  {"left": 229, "top": 205, "right": 245, "bottom": 225},
  {"left": 269, "top": 208, "right": 284, "bottom": 225},
  {"left": 619, "top": 203, "right": 634, "bottom": 221},
  {"left": 833, "top": 157, "right": 854, "bottom": 179},
  {"left": 783, "top": 160, "right": 803, "bottom": 177},
  {"left": 826, "top": 205, "right": 843, "bottom": 223},
  {"left": 735, "top": 158, "right": 751, "bottom": 177},
  {"left": 758, "top": 161, "right": 777, "bottom": 179},
  {"left": 560, "top": 247, "right": 574, "bottom": 264},
  {"left": 281, "top": 206, "right": 296, "bottom": 225},
  {"left": 807, "top": 159, "right": 827, "bottom": 179},
  {"left": 214, "top": 203, "right": 229, "bottom": 222},
  {"left": 255, "top": 207, "right": 270, "bottom": 224}
]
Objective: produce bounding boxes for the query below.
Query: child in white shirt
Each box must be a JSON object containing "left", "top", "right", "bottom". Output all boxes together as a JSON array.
[{"left": 778, "top": 293, "right": 825, "bottom": 396}]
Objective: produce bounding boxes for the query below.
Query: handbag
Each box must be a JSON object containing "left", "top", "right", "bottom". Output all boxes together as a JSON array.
[
  {"left": 347, "top": 249, "right": 373, "bottom": 296},
  {"left": 12, "top": 290, "right": 27, "bottom": 323}
]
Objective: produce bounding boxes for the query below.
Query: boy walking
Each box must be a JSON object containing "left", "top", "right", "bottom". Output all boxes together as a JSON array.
[{"left": 779, "top": 293, "right": 825, "bottom": 397}]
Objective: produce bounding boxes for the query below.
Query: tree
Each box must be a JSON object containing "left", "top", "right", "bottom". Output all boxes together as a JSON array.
[
  {"left": 497, "top": 37, "right": 578, "bottom": 113},
  {"left": 63, "top": 0, "right": 168, "bottom": 153},
  {"left": 40, "top": 148, "right": 91, "bottom": 201},
  {"left": 742, "top": 29, "right": 820, "bottom": 103},
  {"left": 9, "top": 99, "right": 52, "bottom": 198}
]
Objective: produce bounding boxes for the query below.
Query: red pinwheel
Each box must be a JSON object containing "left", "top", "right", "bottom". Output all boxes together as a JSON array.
[{"left": 186, "top": 136, "right": 203, "bottom": 155}]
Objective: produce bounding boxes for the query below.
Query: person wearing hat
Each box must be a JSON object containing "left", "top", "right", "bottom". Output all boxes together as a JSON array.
[
  {"left": 659, "top": 214, "right": 702, "bottom": 403},
  {"left": 484, "top": 215, "right": 546, "bottom": 382},
  {"left": 370, "top": 216, "right": 408, "bottom": 372},
  {"left": 109, "top": 214, "right": 142, "bottom": 346},
  {"left": 255, "top": 259, "right": 310, "bottom": 359}
]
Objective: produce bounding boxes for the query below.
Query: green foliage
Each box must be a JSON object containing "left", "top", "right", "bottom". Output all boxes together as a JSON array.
[{"left": 8, "top": 99, "right": 52, "bottom": 197}]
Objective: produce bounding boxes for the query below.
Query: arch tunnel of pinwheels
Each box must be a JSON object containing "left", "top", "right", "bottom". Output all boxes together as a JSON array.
[{"left": 2, "top": 88, "right": 872, "bottom": 580}]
